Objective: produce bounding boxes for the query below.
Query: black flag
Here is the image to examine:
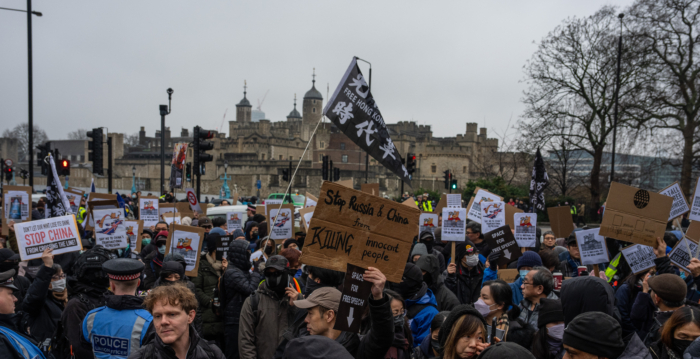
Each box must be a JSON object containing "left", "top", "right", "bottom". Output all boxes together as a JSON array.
[
  {"left": 324, "top": 57, "right": 411, "bottom": 185},
  {"left": 529, "top": 148, "right": 549, "bottom": 212},
  {"left": 45, "top": 154, "right": 73, "bottom": 218}
]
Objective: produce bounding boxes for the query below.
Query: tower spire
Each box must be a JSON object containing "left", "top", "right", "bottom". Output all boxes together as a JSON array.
[
  {"left": 312, "top": 68, "right": 316, "bottom": 87},
  {"left": 244, "top": 80, "right": 247, "bottom": 98},
  {"left": 294, "top": 93, "right": 297, "bottom": 109}
]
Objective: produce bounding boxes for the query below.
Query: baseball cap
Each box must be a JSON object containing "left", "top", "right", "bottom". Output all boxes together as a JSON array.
[
  {"left": 0, "top": 249, "right": 19, "bottom": 262},
  {"left": 293, "top": 287, "right": 341, "bottom": 312},
  {"left": 265, "top": 255, "right": 288, "bottom": 271}
]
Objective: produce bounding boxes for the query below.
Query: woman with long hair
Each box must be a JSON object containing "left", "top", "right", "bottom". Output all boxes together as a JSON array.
[
  {"left": 476, "top": 280, "right": 521, "bottom": 341},
  {"left": 530, "top": 298, "right": 565, "bottom": 359},
  {"left": 383, "top": 289, "right": 413, "bottom": 358},
  {"left": 650, "top": 306, "right": 700, "bottom": 359},
  {"left": 437, "top": 305, "right": 489, "bottom": 359}
]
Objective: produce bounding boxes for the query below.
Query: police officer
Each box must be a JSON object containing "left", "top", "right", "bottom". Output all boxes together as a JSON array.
[
  {"left": 83, "top": 258, "right": 154, "bottom": 359},
  {"left": 77, "top": 195, "right": 87, "bottom": 225},
  {"left": 0, "top": 269, "right": 46, "bottom": 358}
]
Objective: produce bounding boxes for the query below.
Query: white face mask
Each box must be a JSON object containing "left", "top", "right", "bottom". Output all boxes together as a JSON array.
[
  {"left": 464, "top": 254, "right": 479, "bottom": 267},
  {"left": 474, "top": 298, "right": 497, "bottom": 317},
  {"left": 50, "top": 278, "right": 66, "bottom": 292},
  {"left": 547, "top": 323, "right": 565, "bottom": 340}
]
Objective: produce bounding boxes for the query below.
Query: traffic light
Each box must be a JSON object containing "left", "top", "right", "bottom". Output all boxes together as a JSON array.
[
  {"left": 193, "top": 126, "right": 214, "bottom": 176},
  {"left": 333, "top": 167, "right": 340, "bottom": 181},
  {"left": 451, "top": 179, "right": 457, "bottom": 190},
  {"left": 4, "top": 167, "right": 12, "bottom": 182},
  {"left": 406, "top": 153, "right": 416, "bottom": 178},
  {"left": 36, "top": 143, "right": 51, "bottom": 175},
  {"left": 321, "top": 155, "right": 329, "bottom": 181},
  {"left": 443, "top": 170, "right": 451, "bottom": 190},
  {"left": 87, "top": 128, "right": 104, "bottom": 175},
  {"left": 282, "top": 168, "right": 290, "bottom": 182},
  {"left": 186, "top": 162, "right": 192, "bottom": 182},
  {"left": 58, "top": 159, "right": 70, "bottom": 176},
  {"left": 20, "top": 169, "right": 28, "bottom": 179}
]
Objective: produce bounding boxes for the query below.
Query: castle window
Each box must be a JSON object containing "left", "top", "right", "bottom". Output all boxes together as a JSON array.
[
  {"left": 319, "top": 154, "right": 323, "bottom": 162},
  {"left": 463, "top": 166, "right": 467, "bottom": 173},
  {"left": 431, "top": 164, "right": 436, "bottom": 173},
  {"left": 289, "top": 156, "right": 293, "bottom": 160},
  {"left": 342, "top": 155, "right": 348, "bottom": 163},
  {"left": 340, "top": 143, "right": 346, "bottom": 150},
  {"left": 320, "top": 141, "right": 325, "bottom": 148},
  {"left": 261, "top": 154, "right": 266, "bottom": 160},
  {"left": 313, "top": 108, "right": 316, "bottom": 113},
  {"left": 279, "top": 155, "right": 283, "bottom": 160}
]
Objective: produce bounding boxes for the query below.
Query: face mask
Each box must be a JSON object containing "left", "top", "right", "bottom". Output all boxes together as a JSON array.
[
  {"left": 547, "top": 323, "right": 565, "bottom": 340},
  {"left": 474, "top": 298, "right": 497, "bottom": 317},
  {"left": 304, "top": 277, "right": 323, "bottom": 296},
  {"left": 251, "top": 233, "right": 259, "bottom": 241},
  {"left": 264, "top": 246, "right": 274, "bottom": 255},
  {"left": 464, "top": 254, "right": 479, "bottom": 267},
  {"left": 520, "top": 270, "right": 530, "bottom": 282},
  {"left": 50, "top": 278, "right": 66, "bottom": 292},
  {"left": 265, "top": 272, "right": 288, "bottom": 296},
  {"left": 393, "top": 312, "right": 406, "bottom": 327},
  {"left": 430, "top": 339, "right": 441, "bottom": 353},
  {"left": 423, "top": 239, "right": 434, "bottom": 253},
  {"left": 673, "top": 338, "right": 693, "bottom": 355},
  {"left": 142, "top": 238, "right": 151, "bottom": 247},
  {"left": 423, "top": 272, "right": 434, "bottom": 287},
  {"left": 158, "top": 245, "right": 166, "bottom": 254}
]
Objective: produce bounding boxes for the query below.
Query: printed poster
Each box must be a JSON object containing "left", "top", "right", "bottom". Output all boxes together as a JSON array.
[
  {"left": 93, "top": 208, "right": 128, "bottom": 250},
  {"left": 304, "top": 193, "right": 318, "bottom": 208},
  {"left": 419, "top": 213, "right": 438, "bottom": 237},
  {"left": 227, "top": 212, "right": 245, "bottom": 233},
  {"left": 621, "top": 244, "right": 656, "bottom": 275},
  {"left": 446, "top": 194, "right": 462, "bottom": 208},
  {"left": 159, "top": 203, "right": 176, "bottom": 219},
  {"left": 575, "top": 228, "right": 609, "bottom": 265},
  {"left": 269, "top": 207, "right": 293, "bottom": 240},
  {"left": 166, "top": 224, "right": 205, "bottom": 276},
  {"left": 14, "top": 215, "right": 82, "bottom": 261},
  {"left": 481, "top": 201, "right": 506, "bottom": 234},
  {"left": 691, "top": 178, "right": 700, "bottom": 222},
  {"left": 669, "top": 237, "right": 699, "bottom": 272},
  {"left": 265, "top": 199, "right": 284, "bottom": 206},
  {"left": 215, "top": 235, "right": 233, "bottom": 260},
  {"left": 467, "top": 189, "right": 501, "bottom": 223},
  {"left": 169, "top": 142, "right": 188, "bottom": 189},
  {"left": 441, "top": 208, "right": 466, "bottom": 241},
  {"left": 484, "top": 225, "right": 522, "bottom": 267},
  {"left": 659, "top": 182, "right": 691, "bottom": 221},
  {"left": 139, "top": 196, "right": 160, "bottom": 227},
  {"left": 64, "top": 188, "right": 85, "bottom": 215},
  {"left": 185, "top": 188, "right": 203, "bottom": 214},
  {"left": 4, "top": 190, "right": 29, "bottom": 220},
  {"left": 514, "top": 213, "right": 537, "bottom": 248},
  {"left": 163, "top": 212, "right": 181, "bottom": 225},
  {"left": 124, "top": 220, "right": 144, "bottom": 252}
]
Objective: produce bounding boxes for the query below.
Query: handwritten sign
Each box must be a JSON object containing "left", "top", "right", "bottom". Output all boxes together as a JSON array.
[
  {"left": 93, "top": 208, "right": 128, "bottom": 250},
  {"left": 165, "top": 224, "right": 205, "bottom": 277},
  {"left": 226, "top": 211, "right": 245, "bottom": 233},
  {"left": 484, "top": 225, "right": 522, "bottom": 267},
  {"left": 15, "top": 215, "right": 82, "bottom": 261},
  {"left": 659, "top": 182, "right": 691, "bottom": 221},
  {"left": 441, "top": 208, "right": 467, "bottom": 242},
  {"left": 467, "top": 188, "right": 502, "bottom": 223},
  {"left": 481, "top": 201, "right": 506, "bottom": 234},
  {"left": 575, "top": 228, "right": 609, "bottom": 265},
  {"left": 334, "top": 264, "right": 372, "bottom": 333},
  {"left": 299, "top": 182, "right": 420, "bottom": 282},
  {"left": 139, "top": 196, "right": 160, "bottom": 228},
  {"left": 514, "top": 213, "right": 537, "bottom": 248},
  {"left": 419, "top": 213, "right": 439, "bottom": 237},
  {"left": 620, "top": 244, "right": 656, "bottom": 275}
]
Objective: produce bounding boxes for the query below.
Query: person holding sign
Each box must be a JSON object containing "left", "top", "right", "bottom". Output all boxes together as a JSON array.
[
  {"left": 557, "top": 233, "right": 597, "bottom": 278},
  {"left": 398, "top": 263, "right": 439, "bottom": 347},
  {"left": 631, "top": 273, "right": 687, "bottom": 347},
  {"left": 445, "top": 241, "right": 484, "bottom": 306}
]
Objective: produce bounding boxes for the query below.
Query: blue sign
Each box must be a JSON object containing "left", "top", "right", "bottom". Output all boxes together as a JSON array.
[
  {"left": 256, "top": 180, "right": 261, "bottom": 189},
  {"left": 92, "top": 335, "right": 129, "bottom": 356}
]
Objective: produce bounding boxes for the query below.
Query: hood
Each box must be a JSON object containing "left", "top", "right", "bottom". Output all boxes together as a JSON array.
[
  {"left": 283, "top": 335, "right": 355, "bottom": 359},
  {"left": 406, "top": 285, "right": 437, "bottom": 307},
  {"left": 160, "top": 261, "right": 185, "bottom": 281},
  {"left": 105, "top": 294, "right": 145, "bottom": 311},
  {"left": 228, "top": 240, "right": 252, "bottom": 271},
  {"left": 619, "top": 333, "right": 652, "bottom": 359},
  {"left": 560, "top": 276, "right": 615, "bottom": 325},
  {"left": 415, "top": 254, "right": 440, "bottom": 286},
  {"left": 438, "top": 304, "right": 487, "bottom": 348}
]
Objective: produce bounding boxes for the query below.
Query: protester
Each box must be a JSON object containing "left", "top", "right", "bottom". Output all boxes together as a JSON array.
[
  {"left": 399, "top": 262, "right": 439, "bottom": 347},
  {"left": 199, "top": 215, "right": 213, "bottom": 234},
  {"left": 0, "top": 248, "right": 29, "bottom": 310},
  {"left": 416, "top": 254, "right": 460, "bottom": 311},
  {"left": 143, "top": 230, "right": 168, "bottom": 290},
  {"left": 282, "top": 238, "right": 299, "bottom": 250},
  {"left": 278, "top": 248, "right": 304, "bottom": 287},
  {"left": 250, "top": 236, "right": 276, "bottom": 273},
  {"left": 632, "top": 272, "right": 687, "bottom": 346},
  {"left": 478, "top": 280, "right": 520, "bottom": 341},
  {"left": 244, "top": 222, "right": 259, "bottom": 246},
  {"left": 412, "top": 243, "right": 429, "bottom": 263},
  {"left": 437, "top": 304, "right": 490, "bottom": 359},
  {"left": 559, "top": 275, "right": 616, "bottom": 326},
  {"left": 530, "top": 298, "right": 565, "bottom": 359},
  {"left": 22, "top": 248, "right": 65, "bottom": 349},
  {"left": 193, "top": 234, "right": 225, "bottom": 348},
  {"left": 466, "top": 222, "right": 491, "bottom": 258},
  {"left": 538, "top": 249, "right": 561, "bottom": 275},
  {"left": 412, "top": 311, "right": 449, "bottom": 359},
  {"left": 131, "top": 283, "right": 226, "bottom": 359},
  {"left": 445, "top": 240, "right": 484, "bottom": 306},
  {"left": 519, "top": 266, "right": 558, "bottom": 330},
  {"left": 245, "top": 205, "right": 256, "bottom": 222},
  {"left": 0, "top": 269, "right": 46, "bottom": 358},
  {"left": 282, "top": 335, "right": 354, "bottom": 359},
  {"left": 383, "top": 288, "right": 414, "bottom": 358},
  {"left": 558, "top": 232, "right": 596, "bottom": 277},
  {"left": 649, "top": 306, "right": 700, "bottom": 359},
  {"left": 616, "top": 270, "right": 649, "bottom": 338},
  {"left": 486, "top": 250, "right": 543, "bottom": 306},
  {"left": 212, "top": 217, "right": 227, "bottom": 233},
  {"left": 562, "top": 311, "right": 648, "bottom": 359},
  {"left": 418, "top": 231, "right": 446, "bottom": 273},
  {"left": 232, "top": 229, "right": 246, "bottom": 241},
  {"left": 155, "top": 259, "right": 204, "bottom": 335},
  {"left": 476, "top": 342, "right": 536, "bottom": 359}
]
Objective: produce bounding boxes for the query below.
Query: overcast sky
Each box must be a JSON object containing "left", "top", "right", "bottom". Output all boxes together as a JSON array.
[{"left": 0, "top": 0, "right": 634, "bottom": 147}]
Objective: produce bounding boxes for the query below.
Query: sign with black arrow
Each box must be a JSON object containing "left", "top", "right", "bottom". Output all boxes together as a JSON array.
[
  {"left": 484, "top": 225, "right": 523, "bottom": 268},
  {"left": 334, "top": 263, "right": 373, "bottom": 333}
]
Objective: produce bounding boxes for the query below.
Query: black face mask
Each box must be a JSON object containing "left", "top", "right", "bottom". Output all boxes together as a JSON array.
[
  {"left": 423, "top": 272, "right": 434, "bottom": 287},
  {"left": 264, "top": 246, "right": 274, "bottom": 255},
  {"left": 423, "top": 239, "right": 434, "bottom": 253},
  {"left": 430, "top": 339, "right": 441, "bottom": 353},
  {"left": 304, "top": 277, "right": 324, "bottom": 296},
  {"left": 265, "top": 272, "right": 288, "bottom": 297},
  {"left": 672, "top": 338, "right": 693, "bottom": 355}
]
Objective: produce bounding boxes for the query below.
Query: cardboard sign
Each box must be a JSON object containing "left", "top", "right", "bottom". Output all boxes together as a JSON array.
[
  {"left": 441, "top": 208, "right": 467, "bottom": 242},
  {"left": 139, "top": 196, "right": 160, "bottom": 228},
  {"left": 514, "top": 213, "right": 537, "bottom": 248},
  {"left": 64, "top": 187, "right": 85, "bottom": 215},
  {"left": 2, "top": 185, "right": 32, "bottom": 236},
  {"left": 467, "top": 188, "right": 502, "bottom": 223},
  {"left": 575, "top": 228, "right": 609, "bottom": 265},
  {"left": 298, "top": 206, "right": 315, "bottom": 232},
  {"left": 548, "top": 206, "right": 575, "bottom": 239},
  {"left": 304, "top": 192, "right": 318, "bottom": 208},
  {"left": 336, "top": 179, "right": 354, "bottom": 189},
  {"left": 86, "top": 199, "right": 120, "bottom": 232},
  {"left": 215, "top": 235, "right": 233, "bottom": 260},
  {"left": 659, "top": 182, "right": 691, "bottom": 221},
  {"left": 361, "top": 183, "right": 380, "bottom": 196},
  {"left": 256, "top": 205, "right": 266, "bottom": 220},
  {"left": 669, "top": 237, "right": 699, "bottom": 272},
  {"left": 484, "top": 225, "right": 522, "bottom": 267},
  {"left": 621, "top": 244, "right": 656, "bottom": 275},
  {"left": 419, "top": 213, "right": 439, "bottom": 237},
  {"left": 165, "top": 224, "right": 205, "bottom": 277},
  {"left": 226, "top": 212, "right": 245, "bottom": 233},
  {"left": 124, "top": 220, "right": 144, "bottom": 252},
  {"left": 15, "top": 215, "right": 82, "bottom": 261},
  {"left": 334, "top": 264, "right": 372, "bottom": 333},
  {"left": 481, "top": 201, "right": 506, "bottom": 234},
  {"left": 691, "top": 178, "right": 700, "bottom": 222},
  {"left": 267, "top": 204, "right": 295, "bottom": 240},
  {"left": 175, "top": 202, "right": 195, "bottom": 220},
  {"left": 93, "top": 208, "right": 128, "bottom": 249},
  {"left": 497, "top": 268, "right": 519, "bottom": 283},
  {"left": 687, "top": 221, "right": 700, "bottom": 242},
  {"left": 159, "top": 203, "right": 176, "bottom": 219},
  {"left": 163, "top": 212, "right": 181, "bottom": 225},
  {"left": 434, "top": 194, "right": 447, "bottom": 215},
  {"left": 185, "top": 187, "right": 203, "bottom": 214},
  {"left": 299, "top": 182, "right": 420, "bottom": 282},
  {"left": 599, "top": 182, "right": 673, "bottom": 247},
  {"left": 85, "top": 193, "right": 118, "bottom": 231},
  {"left": 505, "top": 204, "right": 524, "bottom": 230}
]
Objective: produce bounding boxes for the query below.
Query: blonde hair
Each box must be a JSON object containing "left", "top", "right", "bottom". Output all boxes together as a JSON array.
[{"left": 442, "top": 314, "right": 486, "bottom": 359}]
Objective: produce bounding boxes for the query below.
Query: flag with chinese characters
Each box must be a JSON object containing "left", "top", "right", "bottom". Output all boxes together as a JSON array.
[
  {"left": 529, "top": 148, "right": 549, "bottom": 212},
  {"left": 46, "top": 154, "right": 73, "bottom": 218},
  {"left": 324, "top": 57, "right": 411, "bottom": 185}
]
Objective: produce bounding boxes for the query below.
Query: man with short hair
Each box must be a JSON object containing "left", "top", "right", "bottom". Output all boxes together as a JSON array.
[
  {"left": 631, "top": 272, "right": 687, "bottom": 346},
  {"left": 558, "top": 233, "right": 595, "bottom": 277},
  {"left": 220, "top": 200, "right": 230, "bottom": 206},
  {"left": 154, "top": 221, "right": 168, "bottom": 234},
  {"left": 519, "top": 266, "right": 558, "bottom": 330},
  {"left": 0, "top": 269, "right": 46, "bottom": 358},
  {"left": 130, "top": 283, "right": 225, "bottom": 359},
  {"left": 292, "top": 267, "right": 393, "bottom": 359},
  {"left": 212, "top": 217, "right": 227, "bottom": 232},
  {"left": 466, "top": 221, "right": 490, "bottom": 258},
  {"left": 198, "top": 216, "right": 213, "bottom": 234}
]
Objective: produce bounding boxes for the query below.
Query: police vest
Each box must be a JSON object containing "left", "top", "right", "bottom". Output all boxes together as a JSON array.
[
  {"left": 77, "top": 207, "right": 87, "bottom": 224},
  {"left": 0, "top": 327, "right": 46, "bottom": 359},
  {"left": 421, "top": 201, "right": 433, "bottom": 212},
  {"left": 83, "top": 306, "right": 153, "bottom": 359}
]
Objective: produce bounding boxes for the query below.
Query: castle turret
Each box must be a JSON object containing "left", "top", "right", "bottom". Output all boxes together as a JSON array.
[
  {"left": 236, "top": 81, "right": 252, "bottom": 123},
  {"left": 287, "top": 94, "right": 302, "bottom": 121},
  {"left": 302, "top": 69, "right": 323, "bottom": 127}
]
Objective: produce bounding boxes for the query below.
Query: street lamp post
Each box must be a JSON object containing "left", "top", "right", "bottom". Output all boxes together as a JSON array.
[
  {"left": 131, "top": 166, "right": 136, "bottom": 193},
  {"left": 220, "top": 161, "right": 231, "bottom": 199},
  {"left": 160, "top": 88, "right": 173, "bottom": 195},
  {"left": 610, "top": 13, "right": 624, "bottom": 183}
]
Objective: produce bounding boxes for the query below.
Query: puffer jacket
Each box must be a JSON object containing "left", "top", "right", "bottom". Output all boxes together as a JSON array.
[
  {"left": 443, "top": 261, "right": 484, "bottom": 306},
  {"left": 406, "top": 283, "right": 439, "bottom": 348},
  {"left": 22, "top": 264, "right": 65, "bottom": 346},
  {"left": 415, "top": 254, "right": 459, "bottom": 311},
  {"left": 61, "top": 279, "right": 108, "bottom": 359},
  {"left": 129, "top": 325, "right": 225, "bottom": 359},
  {"left": 193, "top": 253, "right": 224, "bottom": 340},
  {"left": 219, "top": 240, "right": 261, "bottom": 359}
]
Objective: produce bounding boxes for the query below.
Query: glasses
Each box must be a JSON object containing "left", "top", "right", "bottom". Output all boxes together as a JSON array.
[
  {"left": 52, "top": 273, "right": 66, "bottom": 280},
  {"left": 201, "top": 225, "right": 213, "bottom": 229}
]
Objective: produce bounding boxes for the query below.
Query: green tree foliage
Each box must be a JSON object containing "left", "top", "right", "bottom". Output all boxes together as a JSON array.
[{"left": 462, "top": 177, "right": 528, "bottom": 203}]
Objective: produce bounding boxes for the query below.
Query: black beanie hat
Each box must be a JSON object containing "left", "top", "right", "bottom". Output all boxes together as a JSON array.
[
  {"left": 207, "top": 233, "right": 220, "bottom": 254},
  {"left": 438, "top": 304, "right": 488, "bottom": 349},
  {"left": 396, "top": 263, "right": 424, "bottom": 300},
  {"left": 455, "top": 239, "right": 477, "bottom": 262},
  {"left": 476, "top": 342, "right": 536, "bottom": 359},
  {"left": 431, "top": 311, "right": 450, "bottom": 332},
  {"left": 563, "top": 312, "right": 625, "bottom": 358},
  {"left": 537, "top": 298, "right": 565, "bottom": 328}
]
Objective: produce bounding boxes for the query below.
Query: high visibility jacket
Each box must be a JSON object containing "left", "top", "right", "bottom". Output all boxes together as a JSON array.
[
  {"left": 0, "top": 327, "right": 46, "bottom": 359},
  {"left": 421, "top": 201, "right": 433, "bottom": 212},
  {"left": 571, "top": 206, "right": 577, "bottom": 215},
  {"left": 77, "top": 207, "right": 87, "bottom": 224},
  {"left": 83, "top": 305, "right": 153, "bottom": 359},
  {"left": 605, "top": 252, "right": 622, "bottom": 283}
]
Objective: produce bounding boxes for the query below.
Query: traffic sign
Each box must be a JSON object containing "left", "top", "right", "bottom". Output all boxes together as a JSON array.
[
  {"left": 256, "top": 180, "right": 261, "bottom": 189},
  {"left": 4, "top": 159, "right": 12, "bottom": 167}
]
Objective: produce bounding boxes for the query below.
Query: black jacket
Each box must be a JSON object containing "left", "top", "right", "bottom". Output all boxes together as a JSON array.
[
  {"left": 128, "top": 325, "right": 225, "bottom": 359},
  {"left": 142, "top": 249, "right": 164, "bottom": 290},
  {"left": 559, "top": 275, "right": 618, "bottom": 325},
  {"left": 443, "top": 262, "right": 484, "bottom": 305},
  {"left": 11, "top": 273, "right": 31, "bottom": 312},
  {"left": 61, "top": 278, "right": 107, "bottom": 359},
  {"left": 342, "top": 294, "right": 395, "bottom": 359},
  {"left": 0, "top": 312, "right": 38, "bottom": 359},
  {"left": 416, "top": 255, "right": 460, "bottom": 311},
  {"left": 22, "top": 264, "right": 64, "bottom": 345}
]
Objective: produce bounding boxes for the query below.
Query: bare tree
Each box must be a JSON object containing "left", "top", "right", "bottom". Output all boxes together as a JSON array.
[
  {"left": 67, "top": 129, "right": 88, "bottom": 140},
  {"left": 124, "top": 133, "right": 139, "bottom": 146},
  {"left": 472, "top": 115, "right": 532, "bottom": 186},
  {"left": 543, "top": 119, "right": 587, "bottom": 197},
  {"left": 2, "top": 123, "right": 49, "bottom": 162}
]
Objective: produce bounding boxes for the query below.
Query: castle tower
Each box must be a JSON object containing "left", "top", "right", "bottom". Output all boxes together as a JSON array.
[
  {"left": 302, "top": 68, "right": 323, "bottom": 128},
  {"left": 236, "top": 81, "right": 252, "bottom": 123},
  {"left": 286, "top": 94, "right": 302, "bottom": 121}
]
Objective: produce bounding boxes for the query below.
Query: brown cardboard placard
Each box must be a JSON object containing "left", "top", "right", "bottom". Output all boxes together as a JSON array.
[
  {"left": 402, "top": 198, "right": 419, "bottom": 210},
  {"left": 336, "top": 179, "right": 354, "bottom": 189},
  {"left": 497, "top": 268, "right": 519, "bottom": 283},
  {"left": 256, "top": 205, "right": 266, "bottom": 220},
  {"left": 687, "top": 221, "right": 700, "bottom": 242},
  {"left": 300, "top": 182, "right": 420, "bottom": 282},
  {"left": 599, "top": 182, "right": 674, "bottom": 247},
  {"left": 304, "top": 192, "right": 319, "bottom": 208},
  {"left": 159, "top": 203, "right": 176, "bottom": 219},
  {"left": 124, "top": 220, "right": 144, "bottom": 252},
  {"left": 165, "top": 224, "right": 205, "bottom": 277},
  {"left": 86, "top": 199, "right": 120, "bottom": 231},
  {"left": 547, "top": 206, "right": 575, "bottom": 239},
  {"left": 2, "top": 185, "right": 33, "bottom": 236},
  {"left": 175, "top": 202, "right": 195, "bottom": 220},
  {"left": 298, "top": 205, "right": 315, "bottom": 232},
  {"left": 505, "top": 204, "right": 524, "bottom": 230},
  {"left": 433, "top": 194, "right": 447, "bottom": 215},
  {"left": 85, "top": 193, "right": 118, "bottom": 231},
  {"left": 361, "top": 183, "right": 380, "bottom": 197}
]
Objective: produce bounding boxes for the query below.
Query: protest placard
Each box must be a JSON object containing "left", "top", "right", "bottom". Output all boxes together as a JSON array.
[
  {"left": 497, "top": 268, "right": 519, "bottom": 283},
  {"left": 688, "top": 221, "right": 700, "bottom": 242},
  {"left": 163, "top": 212, "right": 181, "bottom": 225},
  {"left": 165, "top": 224, "right": 205, "bottom": 277},
  {"left": 2, "top": 185, "right": 32, "bottom": 236},
  {"left": 175, "top": 202, "right": 195, "bottom": 220},
  {"left": 481, "top": 201, "right": 506, "bottom": 234},
  {"left": 547, "top": 206, "right": 575, "bottom": 239},
  {"left": 266, "top": 204, "right": 295, "bottom": 240},
  {"left": 139, "top": 196, "right": 160, "bottom": 228},
  {"left": 214, "top": 235, "right": 233, "bottom": 260},
  {"left": 575, "top": 228, "right": 609, "bottom": 265},
  {"left": 514, "top": 213, "right": 537, "bottom": 248},
  {"left": 86, "top": 199, "right": 119, "bottom": 232},
  {"left": 441, "top": 208, "right": 467, "bottom": 242},
  {"left": 599, "top": 182, "right": 673, "bottom": 247},
  {"left": 361, "top": 183, "right": 380, "bottom": 196},
  {"left": 226, "top": 212, "right": 245, "bottom": 233},
  {"left": 505, "top": 203, "right": 524, "bottom": 230},
  {"left": 334, "top": 264, "right": 373, "bottom": 333},
  {"left": 402, "top": 198, "right": 419, "bottom": 210},
  {"left": 620, "top": 244, "right": 656, "bottom": 275},
  {"left": 419, "top": 213, "right": 439, "bottom": 237},
  {"left": 434, "top": 194, "right": 447, "bottom": 215},
  {"left": 446, "top": 194, "right": 462, "bottom": 208},
  {"left": 659, "top": 182, "right": 691, "bottom": 221},
  {"left": 64, "top": 187, "right": 85, "bottom": 215},
  {"left": 669, "top": 237, "right": 699, "bottom": 272},
  {"left": 124, "top": 220, "right": 144, "bottom": 252},
  {"left": 93, "top": 208, "right": 128, "bottom": 250},
  {"left": 185, "top": 188, "right": 203, "bottom": 214},
  {"left": 159, "top": 203, "right": 176, "bottom": 219},
  {"left": 299, "top": 182, "right": 420, "bottom": 282},
  {"left": 484, "top": 225, "right": 522, "bottom": 268},
  {"left": 15, "top": 215, "right": 82, "bottom": 261},
  {"left": 691, "top": 178, "right": 700, "bottom": 221},
  {"left": 467, "top": 188, "right": 502, "bottom": 223},
  {"left": 265, "top": 199, "right": 283, "bottom": 206},
  {"left": 304, "top": 192, "right": 318, "bottom": 208},
  {"left": 85, "top": 193, "right": 118, "bottom": 230},
  {"left": 298, "top": 206, "right": 315, "bottom": 232},
  {"left": 336, "top": 179, "right": 354, "bottom": 189}
]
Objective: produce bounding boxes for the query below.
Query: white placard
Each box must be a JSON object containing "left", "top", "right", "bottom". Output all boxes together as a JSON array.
[
  {"left": 87, "top": 196, "right": 110, "bottom": 227},
  {"left": 514, "top": 213, "right": 537, "bottom": 248},
  {"left": 163, "top": 214, "right": 181, "bottom": 225},
  {"left": 660, "top": 182, "right": 691, "bottom": 221},
  {"left": 227, "top": 212, "right": 245, "bottom": 232},
  {"left": 269, "top": 207, "right": 293, "bottom": 240},
  {"left": 140, "top": 198, "right": 160, "bottom": 227},
  {"left": 4, "top": 191, "right": 30, "bottom": 220},
  {"left": 481, "top": 201, "right": 506, "bottom": 234},
  {"left": 669, "top": 237, "right": 699, "bottom": 272},
  {"left": 15, "top": 215, "right": 82, "bottom": 260},
  {"left": 94, "top": 208, "right": 128, "bottom": 249},
  {"left": 690, "top": 179, "right": 700, "bottom": 221},
  {"left": 159, "top": 206, "right": 176, "bottom": 218},
  {"left": 170, "top": 230, "right": 202, "bottom": 272},
  {"left": 575, "top": 228, "right": 609, "bottom": 265},
  {"left": 124, "top": 220, "right": 140, "bottom": 250},
  {"left": 467, "top": 190, "right": 501, "bottom": 223},
  {"left": 303, "top": 211, "right": 314, "bottom": 230},
  {"left": 185, "top": 188, "right": 203, "bottom": 214},
  {"left": 305, "top": 198, "right": 317, "bottom": 208},
  {"left": 442, "top": 208, "right": 467, "bottom": 241},
  {"left": 621, "top": 244, "right": 656, "bottom": 275},
  {"left": 63, "top": 190, "right": 83, "bottom": 217},
  {"left": 446, "top": 194, "right": 462, "bottom": 208},
  {"left": 419, "top": 213, "right": 439, "bottom": 237}
]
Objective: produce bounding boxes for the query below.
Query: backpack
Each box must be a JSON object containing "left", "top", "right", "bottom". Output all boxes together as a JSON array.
[
  {"left": 50, "top": 293, "right": 102, "bottom": 359},
  {"left": 71, "top": 245, "right": 112, "bottom": 282}
]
